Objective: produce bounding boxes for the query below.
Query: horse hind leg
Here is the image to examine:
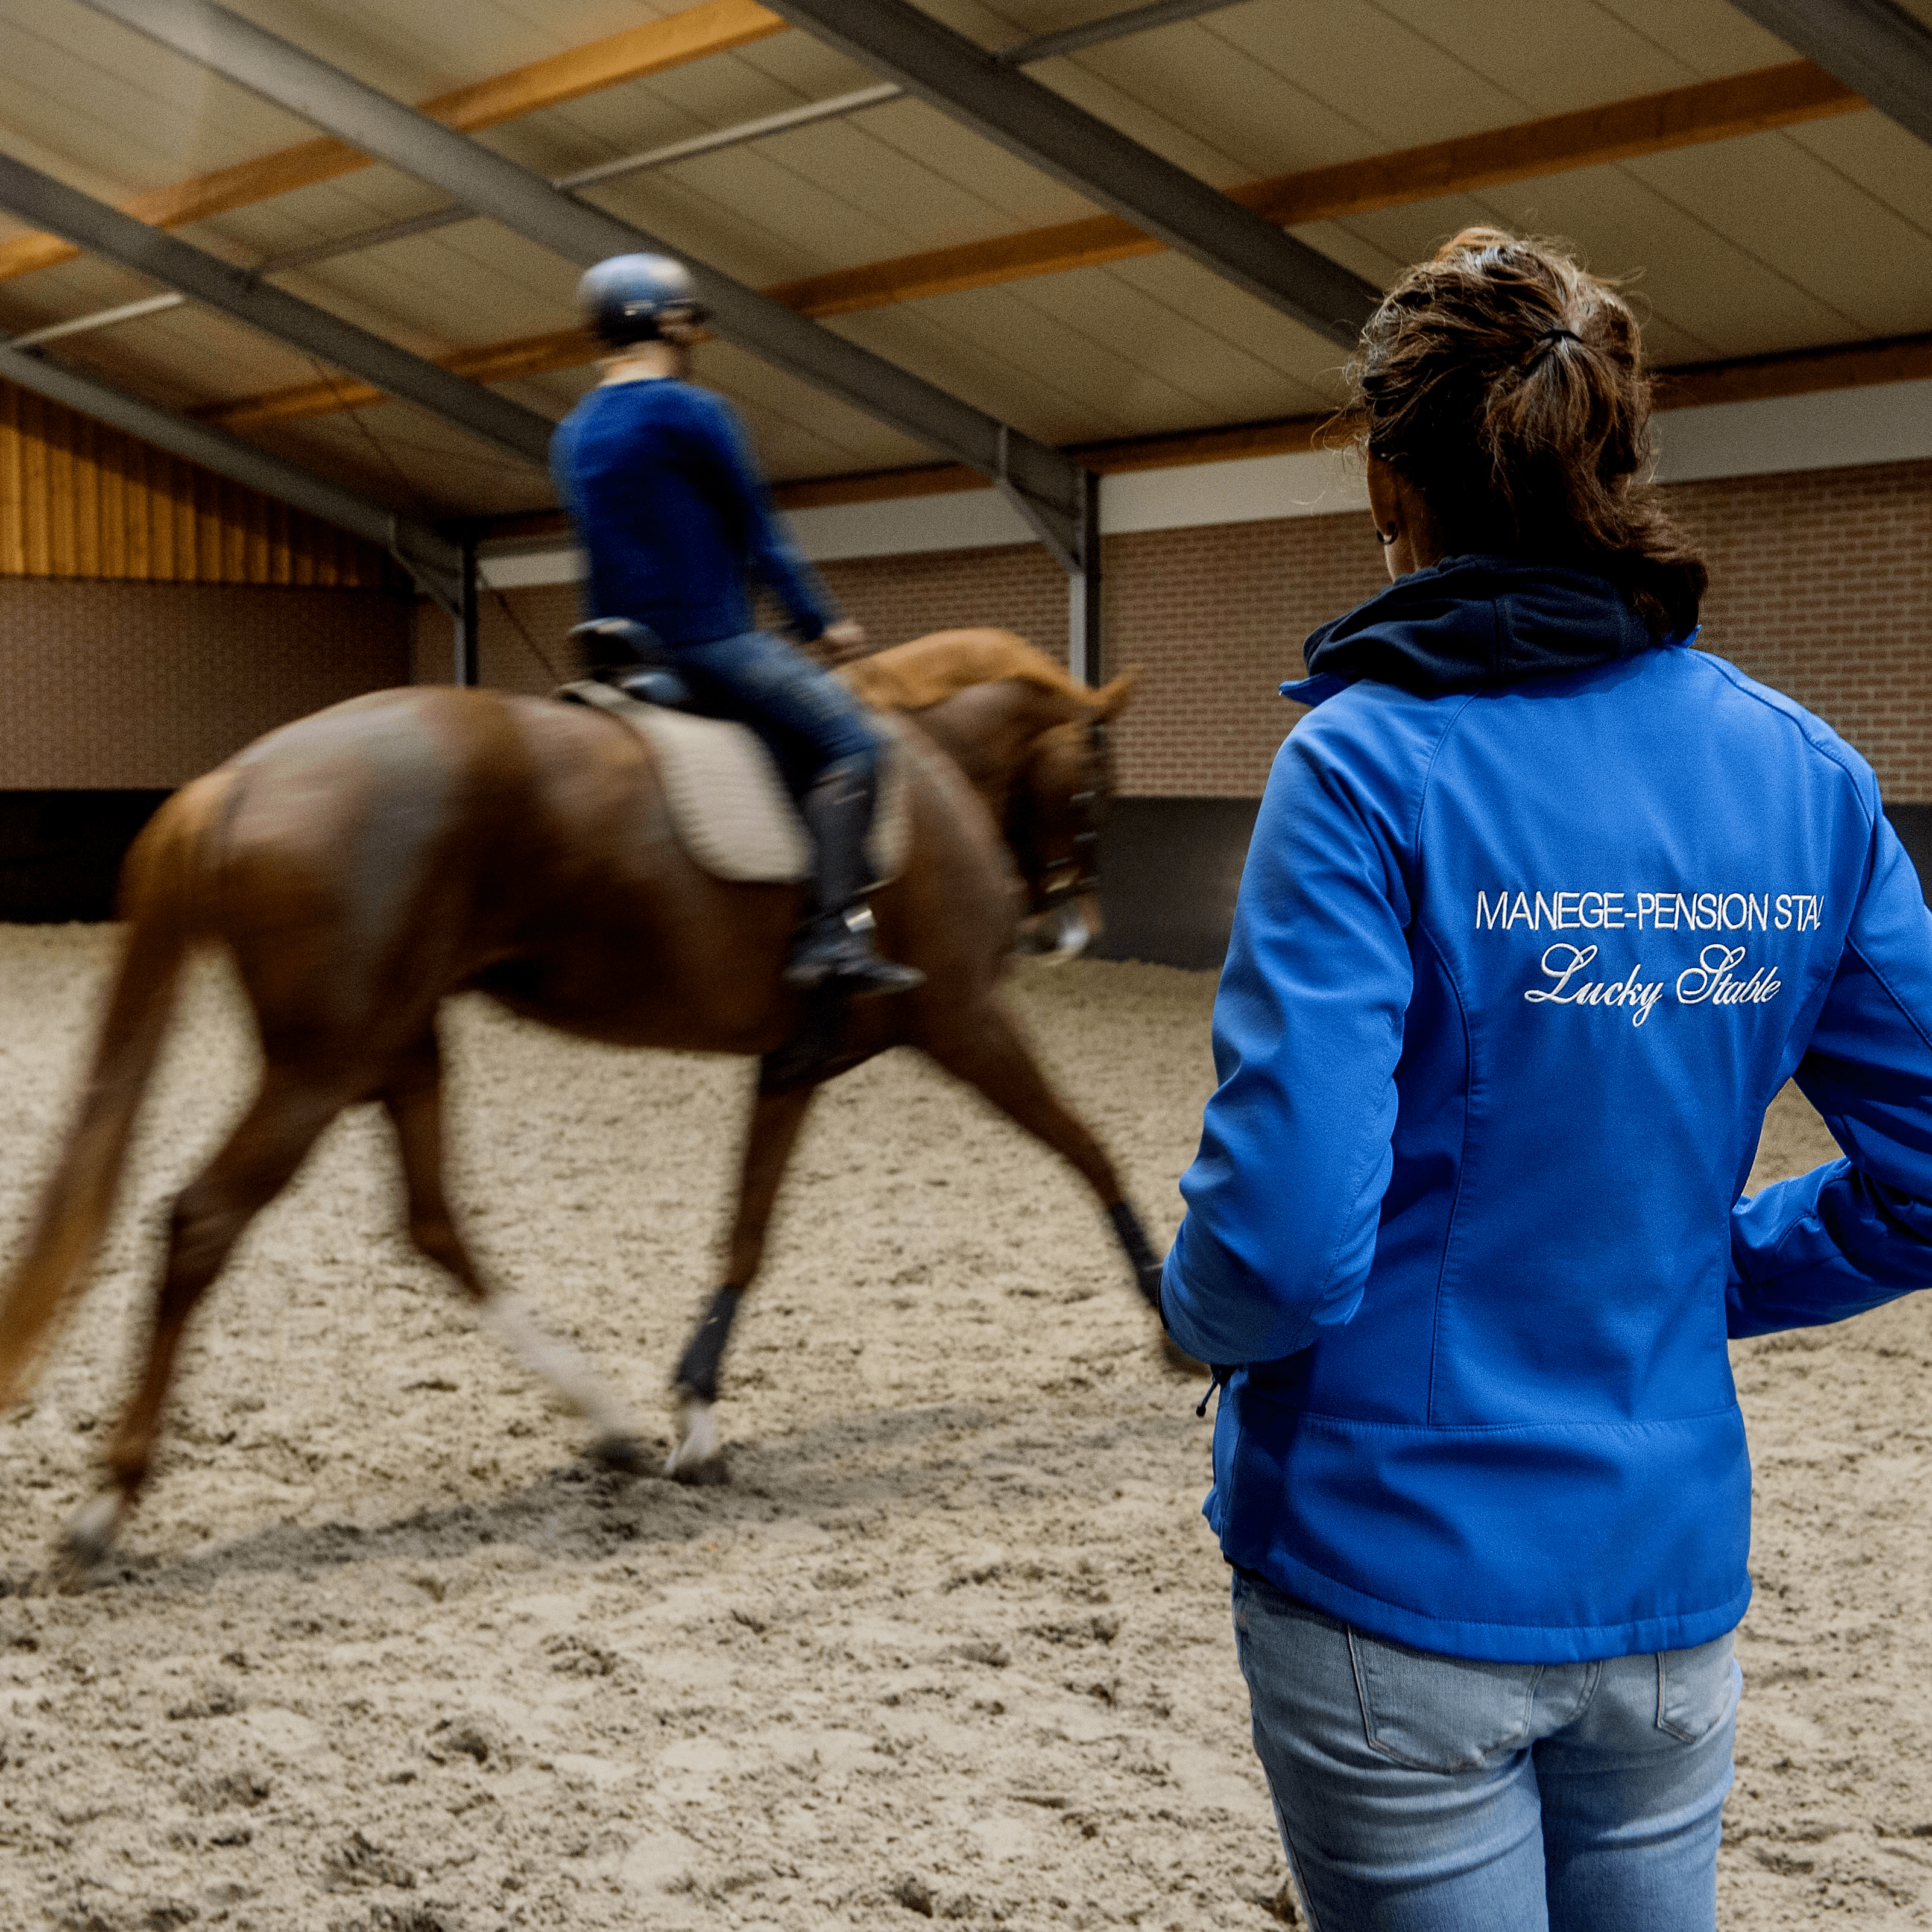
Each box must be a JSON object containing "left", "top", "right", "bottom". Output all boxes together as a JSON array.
[
  {"left": 666, "top": 1076, "right": 818, "bottom": 1484},
  {"left": 62, "top": 1067, "right": 348, "bottom": 1568},
  {"left": 381, "top": 1030, "right": 646, "bottom": 1471}
]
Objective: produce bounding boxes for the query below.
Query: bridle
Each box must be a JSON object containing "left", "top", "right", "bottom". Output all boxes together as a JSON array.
[{"left": 1012, "top": 716, "right": 1108, "bottom": 913}]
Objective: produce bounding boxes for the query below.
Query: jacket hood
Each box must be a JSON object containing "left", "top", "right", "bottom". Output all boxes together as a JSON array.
[{"left": 1292, "top": 555, "right": 1663, "bottom": 701}]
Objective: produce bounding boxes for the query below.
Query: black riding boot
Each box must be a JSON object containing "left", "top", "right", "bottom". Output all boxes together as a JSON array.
[{"left": 783, "top": 757, "right": 925, "bottom": 997}]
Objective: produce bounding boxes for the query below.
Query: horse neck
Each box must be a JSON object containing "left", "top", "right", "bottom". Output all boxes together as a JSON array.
[{"left": 906, "top": 680, "right": 1080, "bottom": 817}]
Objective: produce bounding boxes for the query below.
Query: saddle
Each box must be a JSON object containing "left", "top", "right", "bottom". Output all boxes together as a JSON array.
[{"left": 558, "top": 621, "right": 908, "bottom": 887}]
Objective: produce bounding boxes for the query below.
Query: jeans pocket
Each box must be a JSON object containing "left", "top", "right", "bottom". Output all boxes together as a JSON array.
[
  {"left": 1656, "top": 1631, "right": 1739, "bottom": 1744},
  {"left": 1347, "top": 1629, "right": 1537, "bottom": 1773}
]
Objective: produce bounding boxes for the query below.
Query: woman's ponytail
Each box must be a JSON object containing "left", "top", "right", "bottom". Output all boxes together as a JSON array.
[{"left": 1336, "top": 228, "right": 1706, "bottom": 638}]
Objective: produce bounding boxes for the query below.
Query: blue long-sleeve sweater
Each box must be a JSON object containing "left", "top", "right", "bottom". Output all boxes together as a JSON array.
[
  {"left": 1162, "top": 556, "right": 1932, "bottom": 1664},
  {"left": 549, "top": 377, "right": 835, "bottom": 646}
]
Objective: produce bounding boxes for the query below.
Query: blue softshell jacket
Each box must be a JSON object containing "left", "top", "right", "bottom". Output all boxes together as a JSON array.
[
  {"left": 550, "top": 378, "right": 835, "bottom": 646},
  {"left": 1161, "top": 555, "right": 1932, "bottom": 1664}
]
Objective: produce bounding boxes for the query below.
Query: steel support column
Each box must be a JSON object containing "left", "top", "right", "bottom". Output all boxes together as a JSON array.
[
  {"left": 453, "top": 534, "right": 481, "bottom": 687},
  {"left": 1068, "top": 472, "right": 1102, "bottom": 687},
  {"left": 77, "top": 0, "right": 1090, "bottom": 563}
]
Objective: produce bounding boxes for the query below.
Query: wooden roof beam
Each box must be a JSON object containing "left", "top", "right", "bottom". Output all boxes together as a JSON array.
[
  {"left": 0, "top": 0, "right": 786, "bottom": 285},
  {"left": 764, "top": 329, "right": 1932, "bottom": 508},
  {"left": 470, "top": 327, "right": 1932, "bottom": 531},
  {"left": 769, "top": 59, "right": 1863, "bottom": 316},
  {"left": 182, "top": 60, "right": 1875, "bottom": 440}
]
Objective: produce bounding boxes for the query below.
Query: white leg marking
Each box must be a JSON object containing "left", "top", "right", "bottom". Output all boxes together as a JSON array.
[
  {"left": 481, "top": 1293, "right": 639, "bottom": 1448},
  {"left": 61, "top": 1489, "right": 128, "bottom": 1567},
  {"left": 665, "top": 1394, "right": 719, "bottom": 1477}
]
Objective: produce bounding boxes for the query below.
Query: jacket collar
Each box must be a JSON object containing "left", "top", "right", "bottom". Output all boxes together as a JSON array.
[{"left": 1281, "top": 555, "right": 1681, "bottom": 707}]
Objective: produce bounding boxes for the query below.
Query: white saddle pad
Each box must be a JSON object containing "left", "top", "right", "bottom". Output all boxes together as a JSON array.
[{"left": 564, "top": 682, "right": 909, "bottom": 886}]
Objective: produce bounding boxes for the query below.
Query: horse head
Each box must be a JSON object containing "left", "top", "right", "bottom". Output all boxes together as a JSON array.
[{"left": 842, "top": 628, "right": 1139, "bottom": 962}]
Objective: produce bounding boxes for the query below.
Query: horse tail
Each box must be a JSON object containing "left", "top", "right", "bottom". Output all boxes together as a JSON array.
[{"left": 0, "top": 768, "right": 235, "bottom": 1410}]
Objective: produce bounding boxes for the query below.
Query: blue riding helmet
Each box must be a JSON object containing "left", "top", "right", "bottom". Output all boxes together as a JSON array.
[{"left": 576, "top": 253, "right": 707, "bottom": 349}]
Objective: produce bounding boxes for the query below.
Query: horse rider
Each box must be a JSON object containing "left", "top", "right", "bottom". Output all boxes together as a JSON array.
[{"left": 549, "top": 252, "right": 923, "bottom": 1000}]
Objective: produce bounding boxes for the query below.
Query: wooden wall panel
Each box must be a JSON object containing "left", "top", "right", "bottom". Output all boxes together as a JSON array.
[{"left": 0, "top": 376, "right": 402, "bottom": 589}]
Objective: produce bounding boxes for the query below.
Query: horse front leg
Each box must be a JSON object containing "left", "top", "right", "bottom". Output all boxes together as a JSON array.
[
  {"left": 665, "top": 1073, "right": 819, "bottom": 1483},
  {"left": 382, "top": 1028, "right": 647, "bottom": 1472},
  {"left": 916, "top": 994, "right": 1187, "bottom": 1359}
]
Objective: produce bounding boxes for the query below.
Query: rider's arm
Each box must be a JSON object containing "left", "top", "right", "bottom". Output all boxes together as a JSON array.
[
  {"left": 1728, "top": 803, "right": 1932, "bottom": 1336},
  {"left": 1160, "top": 699, "right": 1417, "bottom": 1368},
  {"left": 684, "top": 390, "right": 837, "bottom": 643}
]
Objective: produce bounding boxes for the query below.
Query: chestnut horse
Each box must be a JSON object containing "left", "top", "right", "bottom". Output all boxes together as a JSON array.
[{"left": 0, "top": 629, "right": 1169, "bottom": 1564}]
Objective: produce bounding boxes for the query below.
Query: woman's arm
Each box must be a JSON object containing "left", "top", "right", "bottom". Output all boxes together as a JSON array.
[
  {"left": 1161, "top": 709, "right": 1417, "bottom": 1368},
  {"left": 1729, "top": 810, "right": 1932, "bottom": 1336}
]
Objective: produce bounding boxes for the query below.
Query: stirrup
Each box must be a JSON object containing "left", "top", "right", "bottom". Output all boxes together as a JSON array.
[{"left": 781, "top": 907, "right": 924, "bottom": 997}]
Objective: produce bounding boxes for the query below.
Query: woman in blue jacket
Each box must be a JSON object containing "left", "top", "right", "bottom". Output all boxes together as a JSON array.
[{"left": 1161, "top": 227, "right": 1932, "bottom": 1930}]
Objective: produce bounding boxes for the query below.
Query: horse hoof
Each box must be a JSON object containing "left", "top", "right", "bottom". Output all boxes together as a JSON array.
[
  {"left": 1160, "top": 1335, "right": 1204, "bottom": 1378},
  {"left": 589, "top": 1433, "right": 650, "bottom": 1476},
  {"left": 57, "top": 1492, "right": 127, "bottom": 1575},
  {"left": 668, "top": 1454, "right": 731, "bottom": 1488},
  {"left": 665, "top": 1395, "right": 727, "bottom": 1485}
]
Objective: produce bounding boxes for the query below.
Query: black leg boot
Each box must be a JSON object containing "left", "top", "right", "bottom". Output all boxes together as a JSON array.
[{"left": 783, "top": 757, "right": 925, "bottom": 997}]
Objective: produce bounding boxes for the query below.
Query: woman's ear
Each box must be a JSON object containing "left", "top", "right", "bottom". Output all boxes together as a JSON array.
[{"left": 1366, "top": 454, "right": 1401, "bottom": 540}]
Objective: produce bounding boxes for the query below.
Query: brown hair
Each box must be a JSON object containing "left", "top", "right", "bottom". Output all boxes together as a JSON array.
[{"left": 1336, "top": 227, "right": 1706, "bottom": 638}]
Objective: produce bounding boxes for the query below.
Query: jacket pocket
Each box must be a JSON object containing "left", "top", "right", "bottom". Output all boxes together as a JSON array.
[
  {"left": 1656, "top": 1631, "right": 1739, "bottom": 1744},
  {"left": 1347, "top": 1628, "right": 1537, "bottom": 1772}
]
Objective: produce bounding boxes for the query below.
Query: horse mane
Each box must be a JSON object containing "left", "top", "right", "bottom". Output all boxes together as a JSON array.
[{"left": 840, "top": 627, "right": 1136, "bottom": 716}]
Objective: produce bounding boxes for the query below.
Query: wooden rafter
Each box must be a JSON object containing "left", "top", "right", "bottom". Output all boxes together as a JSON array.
[
  {"left": 194, "top": 327, "right": 598, "bottom": 432},
  {"left": 766, "top": 60, "right": 1861, "bottom": 317},
  {"left": 764, "top": 330, "right": 1932, "bottom": 510},
  {"left": 460, "top": 323, "right": 1930, "bottom": 526},
  {"left": 182, "top": 58, "right": 1869, "bottom": 440},
  {"left": 0, "top": 0, "right": 784, "bottom": 284}
]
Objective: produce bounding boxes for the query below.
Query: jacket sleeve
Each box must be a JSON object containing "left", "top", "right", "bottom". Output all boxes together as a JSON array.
[
  {"left": 1160, "top": 712, "right": 1415, "bottom": 1367},
  {"left": 685, "top": 393, "right": 836, "bottom": 643},
  {"left": 1728, "top": 807, "right": 1932, "bottom": 1337}
]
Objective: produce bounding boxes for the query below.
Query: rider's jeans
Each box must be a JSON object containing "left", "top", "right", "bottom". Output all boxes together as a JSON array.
[
  {"left": 675, "top": 628, "right": 880, "bottom": 788},
  {"left": 1231, "top": 1568, "right": 1738, "bottom": 1932}
]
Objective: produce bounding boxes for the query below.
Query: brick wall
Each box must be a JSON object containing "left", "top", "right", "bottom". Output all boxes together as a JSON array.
[
  {"left": 816, "top": 545, "right": 1069, "bottom": 662},
  {"left": 0, "top": 577, "right": 411, "bottom": 788},
  {"left": 412, "top": 581, "right": 579, "bottom": 695},
  {"left": 1104, "top": 515, "right": 1387, "bottom": 797},
  {"left": 435, "top": 454, "right": 1932, "bottom": 804},
  {"left": 1673, "top": 460, "right": 1932, "bottom": 803},
  {"left": 1102, "top": 457, "right": 1932, "bottom": 800},
  {"left": 413, "top": 545, "right": 1073, "bottom": 696}
]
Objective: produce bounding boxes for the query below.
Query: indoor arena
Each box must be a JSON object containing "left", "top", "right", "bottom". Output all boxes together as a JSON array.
[{"left": 1, "top": 2, "right": 1930, "bottom": 1929}]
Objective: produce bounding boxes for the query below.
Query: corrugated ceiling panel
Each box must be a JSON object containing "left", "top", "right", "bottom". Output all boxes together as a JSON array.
[
  {"left": 1785, "top": 112, "right": 1932, "bottom": 244},
  {"left": 1, "top": 0, "right": 1926, "bottom": 519},
  {"left": 1582, "top": 0, "right": 1795, "bottom": 74},
  {"left": 1627, "top": 135, "right": 1932, "bottom": 341}
]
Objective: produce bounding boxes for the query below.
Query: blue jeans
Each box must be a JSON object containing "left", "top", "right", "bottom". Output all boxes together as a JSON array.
[
  {"left": 1231, "top": 1570, "right": 1738, "bottom": 1931},
  {"left": 675, "top": 629, "right": 881, "bottom": 794}
]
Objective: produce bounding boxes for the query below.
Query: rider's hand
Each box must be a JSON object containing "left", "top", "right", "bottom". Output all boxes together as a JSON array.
[{"left": 819, "top": 618, "right": 867, "bottom": 661}]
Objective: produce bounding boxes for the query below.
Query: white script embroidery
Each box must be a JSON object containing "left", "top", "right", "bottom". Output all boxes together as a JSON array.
[
  {"left": 1520, "top": 942, "right": 1782, "bottom": 1024},
  {"left": 1675, "top": 944, "right": 1782, "bottom": 1008},
  {"left": 1523, "top": 945, "right": 1665, "bottom": 1028}
]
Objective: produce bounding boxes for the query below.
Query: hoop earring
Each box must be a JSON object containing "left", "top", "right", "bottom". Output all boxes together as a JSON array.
[{"left": 1374, "top": 526, "right": 1398, "bottom": 546}]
